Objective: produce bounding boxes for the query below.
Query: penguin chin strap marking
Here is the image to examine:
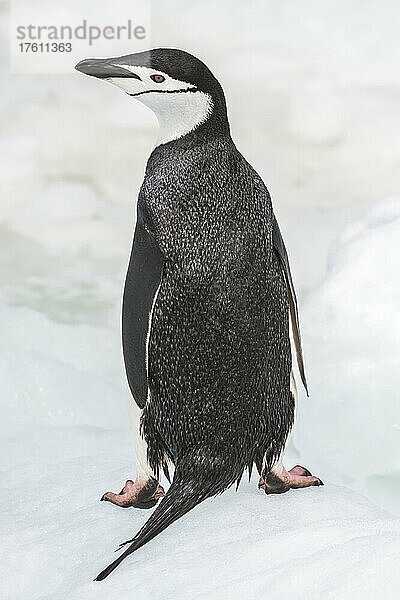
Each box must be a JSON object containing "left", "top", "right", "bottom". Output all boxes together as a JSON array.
[{"left": 128, "top": 87, "right": 198, "bottom": 97}]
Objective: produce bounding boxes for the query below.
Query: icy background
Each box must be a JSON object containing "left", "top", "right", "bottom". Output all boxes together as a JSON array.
[{"left": 1, "top": 0, "right": 400, "bottom": 598}]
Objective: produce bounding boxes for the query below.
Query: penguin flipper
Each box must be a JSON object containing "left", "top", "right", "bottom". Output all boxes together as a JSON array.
[
  {"left": 272, "top": 215, "right": 309, "bottom": 395},
  {"left": 122, "top": 215, "right": 164, "bottom": 409}
]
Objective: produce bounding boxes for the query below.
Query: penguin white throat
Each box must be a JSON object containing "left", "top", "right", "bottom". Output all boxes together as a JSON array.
[
  {"left": 135, "top": 89, "right": 213, "bottom": 146},
  {"left": 106, "top": 65, "right": 214, "bottom": 146}
]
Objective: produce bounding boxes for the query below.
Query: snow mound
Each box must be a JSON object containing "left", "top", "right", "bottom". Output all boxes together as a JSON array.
[
  {"left": 293, "top": 197, "right": 400, "bottom": 514},
  {"left": 0, "top": 305, "right": 125, "bottom": 433},
  {"left": 1, "top": 423, "right": 399, "bottom": 600},
  {"left": 1, "top": 297, "right": 399, "bottom": 599}
]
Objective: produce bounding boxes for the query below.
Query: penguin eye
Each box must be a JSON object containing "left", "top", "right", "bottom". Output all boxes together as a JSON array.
[{"left": 151, "top": 74, "right": 165, "bottom": 83}]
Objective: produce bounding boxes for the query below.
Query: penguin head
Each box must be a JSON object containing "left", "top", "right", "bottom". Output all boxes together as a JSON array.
[{"left": 75, "top": 48, "right": 229, "bottom": 145}]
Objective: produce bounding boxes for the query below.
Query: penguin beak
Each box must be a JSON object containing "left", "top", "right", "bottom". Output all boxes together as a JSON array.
[{"left": 75, "top": 58, "right": 141, "bottom": 80}]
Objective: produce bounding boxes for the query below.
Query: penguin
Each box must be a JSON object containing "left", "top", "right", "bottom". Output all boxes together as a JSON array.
[{"left": 75, "top": 48, "right": 323, "bottom": 581}]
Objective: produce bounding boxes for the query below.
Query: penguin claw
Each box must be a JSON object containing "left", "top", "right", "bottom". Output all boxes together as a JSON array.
[
  {"left": 100, "top": 478, "right": 165, "bottom": 509},
  {"left": 313, "top": 478, "right": 324, "bottom": 486}
]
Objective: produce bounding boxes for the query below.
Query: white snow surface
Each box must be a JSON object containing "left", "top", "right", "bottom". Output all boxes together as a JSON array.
[
  {"left": 1, "top": 302, "right": 399, "bottom": 600},
  {"left": 293, "top": 197, "right": 400, "bottom": 515},
  {"left": 1, "top": 208, "right": 400, "bottom": 596},
  {"left": 2, "top": 426, "right": 400, "bottom": 600}
]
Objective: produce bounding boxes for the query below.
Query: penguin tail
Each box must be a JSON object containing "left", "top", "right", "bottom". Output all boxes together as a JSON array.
[{"left": 94, "top": 451, "right": 235, "bottom": 581}]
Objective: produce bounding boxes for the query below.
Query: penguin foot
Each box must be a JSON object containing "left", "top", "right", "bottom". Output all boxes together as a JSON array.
[
  {"left": 100, "top": 477, "right": 165, "bottom": 508},
  {"left": 258, "top": 464, "right": 323, "bottom": 495}
]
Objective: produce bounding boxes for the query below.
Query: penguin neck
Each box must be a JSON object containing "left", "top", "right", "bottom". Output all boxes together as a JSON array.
[{"left": 138, "top": 89, "right": 231, "bottom": 148}]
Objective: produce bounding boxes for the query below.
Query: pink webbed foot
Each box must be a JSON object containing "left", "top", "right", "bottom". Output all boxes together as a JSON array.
[
  {"left": 101, "top": 478, "right": 165, "bottom": 509},
  {"left": 259, "top": 464, "right": 323, "bottom": 495}
]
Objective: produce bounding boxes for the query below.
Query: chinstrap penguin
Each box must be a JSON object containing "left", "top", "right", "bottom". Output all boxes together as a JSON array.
[{"left": 75, "top": 48, "right": 323, "bottom": 581}]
